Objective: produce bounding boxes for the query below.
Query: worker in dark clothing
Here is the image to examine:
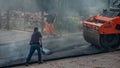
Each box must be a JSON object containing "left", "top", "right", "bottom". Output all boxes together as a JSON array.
[
  {"left": 45, "top": 14, "right": 56, "bottom": 37},
  {"left": 26, "top": 27, "right": 43, "bottom": 66}
]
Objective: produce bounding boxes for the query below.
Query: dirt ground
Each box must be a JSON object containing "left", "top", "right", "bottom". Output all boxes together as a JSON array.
[{"left": 13, "top": 51, "right": 120, "bottom": 68}]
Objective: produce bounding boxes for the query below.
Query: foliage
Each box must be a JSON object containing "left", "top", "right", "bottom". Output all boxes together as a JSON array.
[{"left": 54, "top": 16, "right": 82, "bottom": 33}]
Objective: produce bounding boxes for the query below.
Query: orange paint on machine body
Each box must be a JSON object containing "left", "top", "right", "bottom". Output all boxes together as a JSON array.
[
  {"left": 83, "top": 0, "right": 120, "bottom": 50},
  {"left": 99, "top": 17, "right": 120, "bottom": 34},
  {"left": 83, "top": 14, "right": 120, "bottom": 50},
  {"left": 83, "top": 15, "right": 120, "bottom": 35}
]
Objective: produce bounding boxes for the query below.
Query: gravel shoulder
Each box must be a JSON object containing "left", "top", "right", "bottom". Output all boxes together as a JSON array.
[{"left": 13, "top": 51, "right": 120, "bottom": 68}]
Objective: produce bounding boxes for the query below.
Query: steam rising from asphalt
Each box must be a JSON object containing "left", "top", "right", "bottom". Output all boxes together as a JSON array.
[
  {"left": 0, "top": 0, "right": 109, "bottom": 67},
  {"left": 55, "top": 0, "right": 108, "bottom": 17},
  {"left": 0, "top": 0, "right": 109, "bottom": 58},
  {"left": 0, "top": 0, "right": 108, "bottom": 31},
  {"left": 0, "top": 0, "right": 39, "bottom": 12},
  {"left": 0, "top": 0, "right": 108, "bottom": 16}
]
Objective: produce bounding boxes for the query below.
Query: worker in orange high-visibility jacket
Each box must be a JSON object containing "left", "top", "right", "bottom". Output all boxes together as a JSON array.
[{"left": 45, "top": 14, "right": 56, "bottom": 37}]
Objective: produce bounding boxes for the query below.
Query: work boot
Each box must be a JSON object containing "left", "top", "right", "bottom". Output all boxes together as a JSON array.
[
  {"left": 25, "top": 63, "right": 29, "bottom": 66},
  {"left": 38, "top": 61, "right": 43, "bottom": 64}
]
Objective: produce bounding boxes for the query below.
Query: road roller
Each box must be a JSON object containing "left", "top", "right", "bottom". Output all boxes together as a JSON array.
[{"left": 82, "top": 0, "right": 120, "bottom": 50}]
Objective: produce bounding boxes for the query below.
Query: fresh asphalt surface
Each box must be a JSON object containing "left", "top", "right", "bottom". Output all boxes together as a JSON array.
[{"left": 0, "top": 31, "right": 119, "bottom": 67}]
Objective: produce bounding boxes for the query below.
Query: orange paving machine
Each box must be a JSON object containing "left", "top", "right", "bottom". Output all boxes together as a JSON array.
[{"left": 82, "top": 0, "right": 120, "bottom": 50}]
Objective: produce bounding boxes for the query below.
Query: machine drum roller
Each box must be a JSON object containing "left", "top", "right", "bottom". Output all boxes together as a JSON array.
[
  {"left": 83, "top": 26, "right": 100, "bottom": 47},
  {"left": 100, "top": 34, "right": 120, "bottom": 50},
  {"left": 83, "top": 0, "right": 120, "bottom": 50},
  {"left": 83, "top": 15, "right": 120, "bottom": 50}
]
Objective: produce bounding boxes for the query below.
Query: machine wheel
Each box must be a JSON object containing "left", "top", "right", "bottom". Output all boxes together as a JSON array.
[{"left": 100, "top": 34, "right": 120, "bottom": 50}]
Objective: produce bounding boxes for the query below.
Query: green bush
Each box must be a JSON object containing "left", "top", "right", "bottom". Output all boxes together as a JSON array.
[{"left": 54, "top": 16, "right": 82, "bottom": 33}]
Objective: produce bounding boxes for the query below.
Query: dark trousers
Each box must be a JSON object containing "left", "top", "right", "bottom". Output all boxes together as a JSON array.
[{"left": 26, "top": 44, "right": 42, "bottom": 63}]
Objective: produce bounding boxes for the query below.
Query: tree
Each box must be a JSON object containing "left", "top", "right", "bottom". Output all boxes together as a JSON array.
[
  {"left": 0, "top": 11, "right": 1, "bottom": 29},
  {"left": 6, "top": 10, "right": 10, "bottom": 30}
]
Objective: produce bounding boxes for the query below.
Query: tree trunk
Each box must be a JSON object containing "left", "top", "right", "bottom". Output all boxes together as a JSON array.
[
  {"left": 6, "top": 10, "right": 10, "bottom": 30},
  {"left": 0, "top": 12, "right": 1, "bottom": 29},
  {"left": 40, "top": 10, "right": 45, "bottom": 33}
]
